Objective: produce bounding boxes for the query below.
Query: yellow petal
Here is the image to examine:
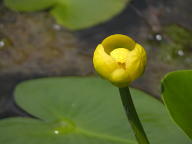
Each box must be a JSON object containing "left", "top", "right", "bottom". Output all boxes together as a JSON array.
[
  {"left": 110, "top": 48, "right": 130, "bottom": 64},
  {"left": 101, "top": 34, "right": 136, "bottom": 53},
  {"left": 93, "top": 44, "right": 117, "bottom": 80},
  {"left": 125, "top": 43, "right": 147, "bottom": 83}
]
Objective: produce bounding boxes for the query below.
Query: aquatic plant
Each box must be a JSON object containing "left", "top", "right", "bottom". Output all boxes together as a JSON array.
[
  {"left": 0, "top": 34, "right": 191, "bottom": 144},
  {"left": 4, "top": 0, "right": 129, "bottom": 30}
]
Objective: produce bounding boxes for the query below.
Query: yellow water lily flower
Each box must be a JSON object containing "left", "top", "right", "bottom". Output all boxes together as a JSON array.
[{"left": 93, "top": 34, "right": 147, "bottom": 87}]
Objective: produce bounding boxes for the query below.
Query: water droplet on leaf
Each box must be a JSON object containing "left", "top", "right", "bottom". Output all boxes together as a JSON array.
[{"left": 54, "top": 130, "right": 59, "bottom": 135}]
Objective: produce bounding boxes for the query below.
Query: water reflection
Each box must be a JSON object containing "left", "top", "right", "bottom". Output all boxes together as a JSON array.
[
  {"left": 177, "top": 50, "right": 184, "bottom": 56},
  {"left": 53, "top": 24, "right": 62, "bottom": 31},
  {"left": 0, "top": 40, "right": 5, "bottom": 48},
  {"left": 154, "top": 34, "right": 162, "bottom": 41}
]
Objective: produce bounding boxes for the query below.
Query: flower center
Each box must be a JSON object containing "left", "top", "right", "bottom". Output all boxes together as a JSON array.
[{"left": 110, "top": 48, "right": 129, "bottom": 64}]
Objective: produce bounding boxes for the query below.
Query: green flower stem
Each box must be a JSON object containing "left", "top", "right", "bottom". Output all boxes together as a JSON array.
[{"left": 119, "top": 87, "right": 150, "bottom": 144}]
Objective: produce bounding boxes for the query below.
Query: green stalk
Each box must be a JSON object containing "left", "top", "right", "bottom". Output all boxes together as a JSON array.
[{"left": 119, "top": 87, "right": 150, "bottom": 144}]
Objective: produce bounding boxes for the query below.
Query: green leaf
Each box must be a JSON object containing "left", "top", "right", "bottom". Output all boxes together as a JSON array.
[
  {"left": 161, "top": 70, "right": 192, "bottom": 140},
  {"left": 4, "top": 0, "right": 129, "bottom": 30},
  {"left": 0, "top": 77, "right": 190, "bottom": 144}
]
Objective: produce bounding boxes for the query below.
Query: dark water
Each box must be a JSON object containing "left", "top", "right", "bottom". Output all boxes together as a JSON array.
[{"left": 0, "top": 0, "right": 191, "bottom": 118}]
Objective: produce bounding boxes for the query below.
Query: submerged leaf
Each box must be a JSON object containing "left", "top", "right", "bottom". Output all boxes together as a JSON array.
[{"left": 4, "top": 0, "right": 129, "bottom": 30}]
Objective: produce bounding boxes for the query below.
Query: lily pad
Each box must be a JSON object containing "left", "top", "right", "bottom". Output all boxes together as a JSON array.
[
  {"left": 4, "top": 0, "right": 129, "bottom": 30},
  {"left": 162, "top": 70, "right": 192, "bottom": 140},
  {"left": 0, "top": 77, "right": 190, "bottom": 144}
]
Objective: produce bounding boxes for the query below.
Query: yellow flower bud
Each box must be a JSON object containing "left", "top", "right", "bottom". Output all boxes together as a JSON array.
[{"left": 93, "top": 34, "right": 147, "bottom": 87}]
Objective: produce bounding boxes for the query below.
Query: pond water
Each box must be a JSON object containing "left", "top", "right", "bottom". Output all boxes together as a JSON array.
[{"left": 0, "top": 0, "right": 191, "bottom": 118}]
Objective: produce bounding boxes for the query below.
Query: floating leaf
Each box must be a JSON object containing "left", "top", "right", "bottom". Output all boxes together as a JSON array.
[
  {"left": 162, "top": 70, "right": 192, "bottom": 140},
  {"left": 0, "top": 77, "right": 190, "bottom": 144},
  {"left": 4, "top": 0, "right": 129, "bottom": 30}
]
